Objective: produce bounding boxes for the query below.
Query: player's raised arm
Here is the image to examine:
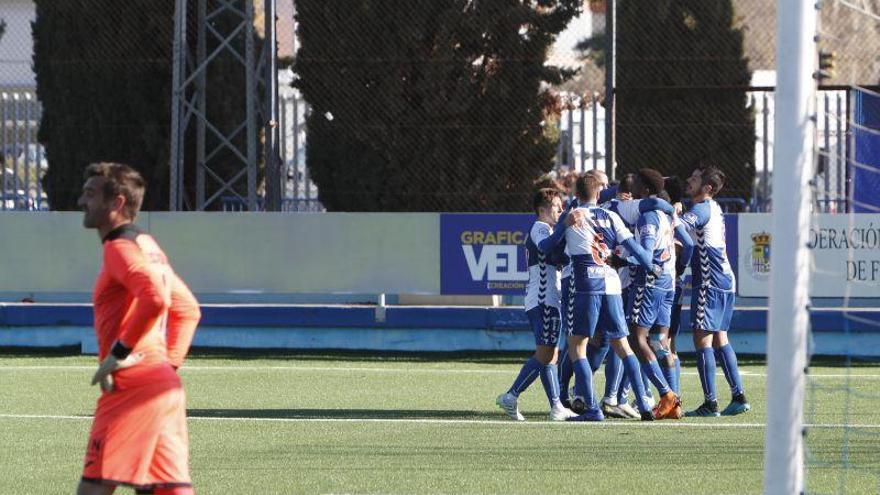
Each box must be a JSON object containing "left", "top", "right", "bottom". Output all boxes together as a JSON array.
[
  {"left": 620, "top": 237, "right": 656, "bottom": 273},
  {"left": 537, "top": 197, "right": 575, "bottom": 253},
  {"left": 609, "top": 209, "right": 656, "bottom": 273},
  {"left": 549, "top": 241, "right": 570, "bottom": 267},
  {"left": 679, "top": 202, "right": 710, "bottom": 232},
  {"left": 639, "top": 197, "right": 674, "bottom": 215},
  {"left": 166, "top": 273, "right": 201, "bottom": 369},
  {"left": 637, "top": 210, "right": 660, "bottom": 255},
  {"left": 104, "top": 240, "right": 170, "bottom": 357}
]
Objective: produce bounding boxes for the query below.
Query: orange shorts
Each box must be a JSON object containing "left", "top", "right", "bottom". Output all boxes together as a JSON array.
[{"left": 81, "top": 363, "right": 192, "bottom": 492}]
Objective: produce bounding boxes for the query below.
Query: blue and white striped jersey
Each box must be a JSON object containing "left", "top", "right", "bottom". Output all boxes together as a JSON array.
[
  {"left": 564, "top": 205, "right": 634, "bottom": 295},
  {"left": 680, "top": 199, "right": 735, "bottom": 292},
  {"left": 603, "top": 198, "right": 640, "bottom": 289},
  {"left": 633, "top": 209, "right": 676, "bottom": 289},
  {"left": 524, "top": 221, "right": 562, "bottom": 310}
]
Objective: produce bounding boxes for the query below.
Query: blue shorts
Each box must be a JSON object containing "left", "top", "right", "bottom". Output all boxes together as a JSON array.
[
  {"left": 560, "top": 276, "right": 573, "bottom": 342},
  {"left": 527, "top": 304, "right": 561, "bottom": 346},
  {"left": 627, "top": 285, "right": 674, "bottom": 329},
  {"left": 567, "top": 293, "right": 629, "bottom": 340},
  {"left": 691, "top": 286, "right": 735, "bottom": 332}
]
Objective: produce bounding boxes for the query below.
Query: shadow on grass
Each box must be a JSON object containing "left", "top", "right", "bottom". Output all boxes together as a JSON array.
[
  {"left": 187, "top": 408, "right": 515, "bottom": 421},
  {"left": 0, "top": 345, "right": 82, "bottom": 357},
  {"left": 2, "top": 346, "right": 879, "bottom": 368},
  {"left": 186, "top": 348, "right": 529, "bottom": 365}
]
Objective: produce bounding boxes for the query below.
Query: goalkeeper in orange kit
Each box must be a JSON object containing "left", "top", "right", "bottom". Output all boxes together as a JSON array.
[{"left": 76, "top": 163, "right": 201, "bottom": 495}]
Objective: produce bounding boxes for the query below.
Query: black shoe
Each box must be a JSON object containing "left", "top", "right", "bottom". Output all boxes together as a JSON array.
[
  {"left": 571, "top": 397, "right": 586, "bottom": 414},
  {"left": 685, "top": 400, "right": 720, "bottom": 417},
  {"left": 560, "top": 398, "right": 572, "bottom": 410},
  {"left": 640, "top": 410, "right": 655, "bottom": 421}
]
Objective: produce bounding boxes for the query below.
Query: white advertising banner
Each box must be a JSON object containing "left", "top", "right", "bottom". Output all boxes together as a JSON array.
[
  {"left": 0, "top": 212, "right": 440, "bottom": 296},
  {"left": 738, "top": 213, "right": 880, "bottom": 297}
]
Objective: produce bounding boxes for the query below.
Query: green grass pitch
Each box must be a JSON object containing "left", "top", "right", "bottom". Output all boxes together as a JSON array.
[{"left": 1, "top": 351, "right": 878, "bottom": 494}]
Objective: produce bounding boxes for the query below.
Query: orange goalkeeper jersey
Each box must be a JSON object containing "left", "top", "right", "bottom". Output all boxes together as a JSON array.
[{"left": 93, "top": 224, "right": 200, "bottom": 369}]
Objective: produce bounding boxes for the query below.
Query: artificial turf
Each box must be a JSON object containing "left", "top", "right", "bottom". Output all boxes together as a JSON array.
[{"left": 1, "top": 351, "right": 878, "bottom": 494}]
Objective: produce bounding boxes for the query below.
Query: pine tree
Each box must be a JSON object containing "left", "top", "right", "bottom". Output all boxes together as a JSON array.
[
  {"left": 616, "top": 0, "right": 755, "bottom": 200},
  {"left": 294, "top": 0, "right": 580, "bottom": 212}
]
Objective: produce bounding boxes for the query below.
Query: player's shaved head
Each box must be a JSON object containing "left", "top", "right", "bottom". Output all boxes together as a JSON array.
[{"left": 586, "top": 169, "right": 608, "bottom": 185}]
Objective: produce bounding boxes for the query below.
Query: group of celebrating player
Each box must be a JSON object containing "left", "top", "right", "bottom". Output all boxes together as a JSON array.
[{"left": 497, "top": 165, "right": 752, "bottom": 422}]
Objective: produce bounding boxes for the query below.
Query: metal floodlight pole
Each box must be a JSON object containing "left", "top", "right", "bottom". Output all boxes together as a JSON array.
[
  {"left": 604, "top": 0, "right": 616, "bottom": 179},
  {"left": 169, "top": 0, "right": 278, "bottom": 211},
  {"left": 244, "top": 0, "right": 258, "bottom": 211},
  {"left": 263, "top": 0, "right": 281, "bottom": 211},
  {"left": 196, "top": 0, "right": 208, "bottom": 210},
  {"left": 763, "top": 1, "right": 817, "bottom": 493},
  {"left": 170, "top": 0, "right": 187, "bottom": 211}
]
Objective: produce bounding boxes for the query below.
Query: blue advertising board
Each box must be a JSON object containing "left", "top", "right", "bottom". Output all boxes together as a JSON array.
[
  {"left": 853, "top": 89, "right": 880, "bottom": 213},
  {"left": 438, "top": 212, "right": 739, "bottom": 296},
  {"left": 440, "top": 213, "right": 534, "bottom": 295}
]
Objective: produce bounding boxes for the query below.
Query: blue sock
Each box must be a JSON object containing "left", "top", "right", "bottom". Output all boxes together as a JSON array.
[
  {"left": 696, "top": 348, "right": 717, "bottom": 402},
  {"left": 573, "top": 358, "right": 596, "bottom": 409},
  {"left": 716, "top": 344, "right": 745, "bottom": 396},
  {"left": 641, "top": 368, "right": 654, "bottom": 399},
  {"left": 642, "top": 360, "right": 671, "bottom": 395},
  {"left": 656, "top": 345, "right": 675, "bottom": 396},
  {"left": 508, "top": 357, "right": 542, "bottom": 396},
  {"left": 587, "top": 342, "right": 610, "bottom": 373},
  {"left": 674, "top": 356, "right": 682, "bottom": 396},
  {"left": 623, "top": 354, "right": 650, "bottom": 413},
  {"left": 558, "top": 356, "right": 573, "bottom": 400},
  {"left": 604, "top": 352, "right": 623, "bottom": 402},
  {"left": 617, "top": 372, "right": 631, "bottom": 405},
  {"left": 539, "top": 364, "right": 561, "bottom": 407},
  {"left": 661, "top": 360, "right": 679, "bottom": 396}
]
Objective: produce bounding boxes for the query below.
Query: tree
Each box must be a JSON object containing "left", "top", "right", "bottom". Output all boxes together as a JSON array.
[
  {"left": 615, "top": 0, "right": 754, "bottom": 200},
  {"left": 33, "top": 0, "right": 257, "bottom": 211},
  {"left": 294, "top": 0, "right": 580, "bottom": 212}
]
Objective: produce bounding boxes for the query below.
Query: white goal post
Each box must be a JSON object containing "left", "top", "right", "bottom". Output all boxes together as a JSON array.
[{"left": 763, "top": 1, "right": 817, "bottom": 493}]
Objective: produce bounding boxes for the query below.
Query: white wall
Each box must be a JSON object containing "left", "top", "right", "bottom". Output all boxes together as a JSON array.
[{"left": 0, "top": 212, "right": 440, "bottom": 298}]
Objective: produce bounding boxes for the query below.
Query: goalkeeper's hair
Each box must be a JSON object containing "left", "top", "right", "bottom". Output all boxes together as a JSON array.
[{"left": 84, "top": 162, "right": 145, "bottom": 220}]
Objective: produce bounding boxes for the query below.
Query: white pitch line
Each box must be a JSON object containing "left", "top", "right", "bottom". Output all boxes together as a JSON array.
[
  {"left": 0, "top": 365, "right": 879, "bottom": 379},
  {"left": 0, "top": 413, "right": 879, "bottom": 429}
]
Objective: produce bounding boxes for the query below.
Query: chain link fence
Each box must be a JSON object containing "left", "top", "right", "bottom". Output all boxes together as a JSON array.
[{"left": 1, "top": 1, "right": 879, "bottom": 212}]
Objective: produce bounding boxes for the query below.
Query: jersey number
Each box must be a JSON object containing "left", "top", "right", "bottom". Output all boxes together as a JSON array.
[{"left": 591, "top": 233, "right": 610, "bottom": 265}]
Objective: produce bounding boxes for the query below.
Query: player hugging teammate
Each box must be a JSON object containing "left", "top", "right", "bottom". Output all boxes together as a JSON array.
[{"left": 497, "top": 165, "right": 749, "bottom": 422}]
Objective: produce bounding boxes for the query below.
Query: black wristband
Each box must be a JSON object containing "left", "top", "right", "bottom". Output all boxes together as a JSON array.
[{"left": 110, "top": 340, "right": 132, "bottom": 360}]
